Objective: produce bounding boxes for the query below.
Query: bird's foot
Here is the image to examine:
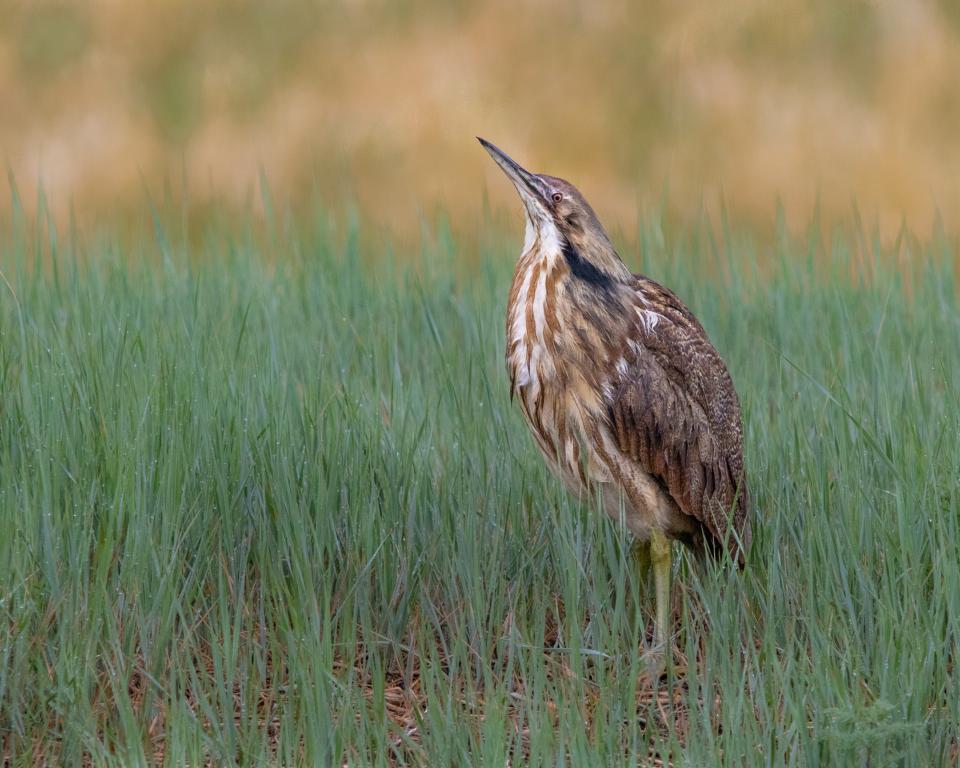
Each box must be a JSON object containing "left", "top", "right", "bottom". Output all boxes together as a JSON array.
[{"left": 637, "top": 642, "right": 668, "bottom": 684}]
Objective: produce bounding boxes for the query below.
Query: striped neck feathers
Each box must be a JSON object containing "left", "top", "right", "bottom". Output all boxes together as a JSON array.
[{"left": 524, "top": 212, "right": 631, "bottom": 289}]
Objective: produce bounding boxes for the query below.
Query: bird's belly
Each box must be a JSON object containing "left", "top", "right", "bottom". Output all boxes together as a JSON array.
[
  {"left": 591, "top": 444, "right": 691, "bottom": 541},
  {"left": 510, "top": 339, "right": 608, "bottom": 489},
  {"left": 515, "top": 378, "right": 691, "bottom": 541}
]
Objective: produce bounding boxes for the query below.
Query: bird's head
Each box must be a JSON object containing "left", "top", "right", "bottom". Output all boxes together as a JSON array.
[{"left": 478, "top": 137, "right": 630, "bottom": 284}]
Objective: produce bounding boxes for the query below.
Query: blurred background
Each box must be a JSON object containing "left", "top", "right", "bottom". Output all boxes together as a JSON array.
[{"left": 1, "top": 0, "right": 959, "bottom": 243}]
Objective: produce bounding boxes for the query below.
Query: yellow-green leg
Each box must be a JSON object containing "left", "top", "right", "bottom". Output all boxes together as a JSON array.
[
  {"left": 650, "top": 530, "right": 672, "bottom": 648},
  {"left": 630, "top": 535, "right": 671, "bottom": 645},
  {"left": 633, "top": 534, "right": 671, "bottom": 680}
]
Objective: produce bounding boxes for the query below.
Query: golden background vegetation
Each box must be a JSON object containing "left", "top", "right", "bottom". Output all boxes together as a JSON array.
[{"left": 2, "top": 0, "right": 959, "bottom": 241}]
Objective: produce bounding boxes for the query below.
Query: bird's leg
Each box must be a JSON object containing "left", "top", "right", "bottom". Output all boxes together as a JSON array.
[
  {"left": 636, "top": 532, "right": 671, "bottom": 682},
  {"left": 650, "top": 530, "right": 672, "bottom": 648}
]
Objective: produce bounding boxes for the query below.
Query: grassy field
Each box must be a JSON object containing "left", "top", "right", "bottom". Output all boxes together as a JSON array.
[{"left": 1, "top": 204, "right": 958, "bottom": 766}]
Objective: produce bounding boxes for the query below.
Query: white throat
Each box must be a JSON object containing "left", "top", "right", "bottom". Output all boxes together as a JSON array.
[{"left": 522, "top": 212, "right": 563, "bottom": 263}]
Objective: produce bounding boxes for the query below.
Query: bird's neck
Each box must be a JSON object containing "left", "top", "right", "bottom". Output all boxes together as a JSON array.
[
  {"left": 521, "top": 215, "right": 564, "bottom": 266},
  {"left": 562, "top": 227, "right": 632, "bottom": 285},
  {"left": 523, "top": 215, "right": 631, "bottom": 287},
  {"left": 506, "top": 223, "right": 633, "bottom": 401}
]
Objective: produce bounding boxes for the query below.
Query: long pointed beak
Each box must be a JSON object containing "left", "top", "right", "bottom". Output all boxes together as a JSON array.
[{"left": 477, "top": 137, "right": 552, "bottom": 214}]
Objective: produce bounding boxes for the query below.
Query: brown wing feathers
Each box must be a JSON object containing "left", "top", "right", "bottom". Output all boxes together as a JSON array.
[{"left": 606, "top": 276, "right": 751, "bottom": 563}]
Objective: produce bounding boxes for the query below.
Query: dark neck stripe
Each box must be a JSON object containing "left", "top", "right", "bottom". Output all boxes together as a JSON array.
[{"left": 561, "top": 239, "right": 613, "bottom": 290}]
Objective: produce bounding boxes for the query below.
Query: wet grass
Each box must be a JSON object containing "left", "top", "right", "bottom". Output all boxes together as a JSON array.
[{"left": 1, "top": 207, "right": 958, "bottom": 765}]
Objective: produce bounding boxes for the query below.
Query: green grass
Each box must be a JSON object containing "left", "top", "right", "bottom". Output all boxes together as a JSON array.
[{"left": 1, "top": 205, "right": 958, "bottom": 766}]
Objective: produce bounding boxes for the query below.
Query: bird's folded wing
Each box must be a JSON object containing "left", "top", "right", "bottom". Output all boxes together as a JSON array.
[{"left": 605, "top": 277, "right": 751, "bottom": 562}]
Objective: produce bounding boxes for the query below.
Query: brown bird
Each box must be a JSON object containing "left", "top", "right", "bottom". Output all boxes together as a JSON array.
[{"left": 479, "top": 138, "right": 751, "bottom": 648}]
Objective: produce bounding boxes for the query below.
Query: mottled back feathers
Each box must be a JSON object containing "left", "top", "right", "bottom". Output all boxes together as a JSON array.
[{"left": 606, "top": 276, "right": 751, "bottom": 563}]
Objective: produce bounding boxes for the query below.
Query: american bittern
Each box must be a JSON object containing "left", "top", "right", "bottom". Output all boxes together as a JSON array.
[{"left": 479, "top": 138, "right": 751, "bottom": 649}]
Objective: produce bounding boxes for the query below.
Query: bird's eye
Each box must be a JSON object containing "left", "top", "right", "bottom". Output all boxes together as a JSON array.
[{"left": 552, "top": 192, "right": 563, "bottom": 204}]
